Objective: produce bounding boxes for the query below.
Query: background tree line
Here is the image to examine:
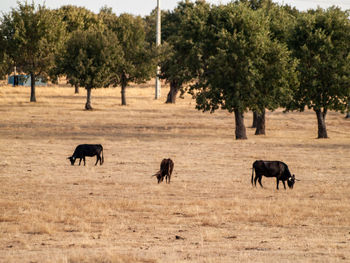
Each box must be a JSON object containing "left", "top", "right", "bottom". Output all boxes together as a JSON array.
[
  {"left": 0, "top": 0, "right": 349, "bottom": 139},
  {"left": 0, "top": 3, "right": 155, "bottom": 109}
]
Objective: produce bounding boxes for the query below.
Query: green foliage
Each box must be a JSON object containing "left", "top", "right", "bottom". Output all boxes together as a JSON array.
[
  {"left": 53, "top": 5, "right": 103, "bottom": 86},
  {"left": 143, "top": 8, "right": 158, "bottom": 47},
  {"left": 112, "top": 14, "right": 154, "bottom": 84},
  {"left": 144, "top": 7, "right": 170, "bottom": 47},
  {"left": 0, "top": 28, "right": 12, "bottom": 78},
  {"left": 57, "top": 5, "right": 102, "bottom": 33},
  {"left": 288, "top": 7, "right": 350, "bottom": 112},
  {"left": 159, "top": 1, "right": 211, "bottom": 93},
  {"left": 190, "top": 3, "right": 297, "bottom": 115},
  {"left": 260, "top": 3, "right": 298, "bottom": 43},
  {"left": 100, "top": 11, "right": 155, "bottom": 104},
  {"left": 234, "top": 0, "right": 274, "bottom": 10},
  {"left": 193, "top": 3, "right": 266, "bottom": 113},
  {"left": 1, "top": 2, "right": 65, "bottom": 80},
  {"left": 58, "top": 29, "right": 123, "bottom": 90}
]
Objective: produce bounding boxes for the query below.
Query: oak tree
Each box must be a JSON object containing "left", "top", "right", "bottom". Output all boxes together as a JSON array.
[
  {"left": 190, "top": 3, "right": 297, "bottom": 139},
  {"left": 287, "top": 7, "right": 350, "bottom": 138},
  {"left": 100, "top": 12, "right": 155, "bottom": 105},
  {"left": 58, "top": 29, "right": 123, "bottom": 110},
  {"left": 1, "top": 2, "right": 65, "bottom": 101},
  {"left": 56, "top": 5, "right": 102, "bottom": 93},
  {"left": 240, "top": 0, "right": 299, "bottom": 134},
  {"left": 159, "top": 1, "right": 210, "bottom": 104}
]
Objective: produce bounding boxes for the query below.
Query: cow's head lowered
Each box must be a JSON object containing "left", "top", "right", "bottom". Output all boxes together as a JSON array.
[
  {"left": 287, "top": 175, "right": 295, "bottom": 189},
  {"left": 152, "top": 171, "right": 163, "bottom": 183},
  {"left": 68, "top": 156, "right": 76, "bottom": 165}
]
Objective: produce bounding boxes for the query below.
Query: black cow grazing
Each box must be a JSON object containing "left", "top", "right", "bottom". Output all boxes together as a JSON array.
[
  {"left": 68, "top": 144, "right": 104, "bottom": 166},
  {"left": 152, "top": 158, "right": 174, "bottom": 184},
  {"left": 251, "top": 160, "right": 295, "bottom": 190}
]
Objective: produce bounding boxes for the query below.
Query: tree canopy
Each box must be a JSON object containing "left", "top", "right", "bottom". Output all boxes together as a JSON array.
[
  {"left": 0, "top": 2, "right": 65, "bottom": 101},
  {"left": 244, "top": 1, "right": 299, "bottom": 134},
  {"left": 100, "top": 12, "right": 155, "bottom": 105},
  {"left": 0, "top": 29, "right": 11, "bottom": 79},
  {"left": 188, "top": 3, "right": 297, "bottom": 139},
  {"left": 287, "top": 7, "right": 350, "bottom": 138},
  {"left": 158, "top": 1, "right": 211, "bottom": 103},
  {"left": 58, "top": 5, "right": 101, "bottom": 33},
  {"left": 58, "top": 29, "right": 123, "bottom": 109},
  {"left": 52, "top": 5, "right": 103, "bottom": 92}
]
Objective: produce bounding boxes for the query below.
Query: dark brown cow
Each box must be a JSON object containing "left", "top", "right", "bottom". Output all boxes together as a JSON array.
[
  {"left": 251, "top": 160, "right": 295, "bottom": 190},
  {"left": 68, "top": 144, "right": 104, "bottom": 166},
  {"left": 153, "top": 158, "right": 174, "bottom": 184}
]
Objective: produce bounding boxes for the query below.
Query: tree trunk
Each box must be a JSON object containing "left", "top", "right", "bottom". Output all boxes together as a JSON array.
[
  {"left": 234, "top": 109, "right": 247, "bottom": 140},
  {"left": 166, "top": 81, "right": 179, "bottom": 104},
  {"left": 315, "top": 109, "right": 328, "bottom": 138},
  {"left": 346, "top": 100, "right": 350, "bottom": 118},
  {"left": 121, "top": 84, "right": 126, "bottom": 106},
  {"left": 121, "top": 72, "right": 127, "bottom": 106},
  {"left": 251, "top": 111, "right": 258, "bottom": 128},
  {"left": 255, "top": 109, "right": 266, "bottom": 135},
  {"left": 85, "top": 87, "right": 92, "bottom": 110},
  {"left": 30, "top": 72, "right": 36, "bottom": 102},
  {"left": 74, "top": 84, "right": 79, "bottom": 94}
]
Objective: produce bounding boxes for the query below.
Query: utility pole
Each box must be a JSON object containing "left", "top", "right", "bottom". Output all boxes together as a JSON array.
[
  {"left": 13, "top": 66, "right": 17, "bottom": 86},
  {"left": 155, "top": 0, "right": 161, "bottom": 99}
]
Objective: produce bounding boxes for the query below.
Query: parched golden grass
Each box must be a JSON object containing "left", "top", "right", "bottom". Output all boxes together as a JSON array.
[{"left": 0, "top": 82, "right": 350, "bottom": 262}]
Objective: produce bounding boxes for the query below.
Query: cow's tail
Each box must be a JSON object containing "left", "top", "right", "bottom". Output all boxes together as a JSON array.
[
  {"left": 101, "top": 146, "right": 104, "bottom": 165},
  {"left": 251, "top": 164, "right": 254, "bottom": 186}
]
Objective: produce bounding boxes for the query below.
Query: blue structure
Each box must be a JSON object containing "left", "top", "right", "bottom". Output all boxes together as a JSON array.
[{"left": 8, "top": 75, "right": 46, "bottom": 86}]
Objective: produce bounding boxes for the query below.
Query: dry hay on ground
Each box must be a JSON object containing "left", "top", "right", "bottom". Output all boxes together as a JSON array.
[{"left": 0, "top": 83, "right": 349, "bottom": 262}]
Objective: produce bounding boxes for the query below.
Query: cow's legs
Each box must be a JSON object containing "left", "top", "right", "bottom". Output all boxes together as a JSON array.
[
  {"left": 276, "top": 179, "right": 279, "bottom": 190},
  {"left": 95, "top": 155, "right": 99, "bottom": 166},
  {"left": 282, "top": 181, "right": 286, "bottom": 190},
  {"left": 254, "top": 175, "right": 258, "bottom": 186},
  {"left": 83, "top": 157, "right": 86, "bottom": 166},
  {"left": 258, "top": 176, "right": 263, "bottom": 188},
  {"left": 79, "top": 158, "right": 82, "bottom": 165}
]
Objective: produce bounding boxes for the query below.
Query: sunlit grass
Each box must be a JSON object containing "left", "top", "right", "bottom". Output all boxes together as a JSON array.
[{"left": 0, "top": 82, "right": 349, "bottom": 262}]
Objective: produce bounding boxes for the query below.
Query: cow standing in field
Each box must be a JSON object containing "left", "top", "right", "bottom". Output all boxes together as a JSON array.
[
  {"left": 68, "top": 144, "right": 104, "bottom": 166},
  {"left": 251, "top": 160, "right": 295, "bottom": 190},
  {"left": 153, "top": 158, "right": 174, "bottom": 184}
]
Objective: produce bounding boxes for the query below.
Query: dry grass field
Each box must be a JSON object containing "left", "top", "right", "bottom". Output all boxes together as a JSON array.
[{"left": 0, "top": 82, "right": 349, "bottom": 263}]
